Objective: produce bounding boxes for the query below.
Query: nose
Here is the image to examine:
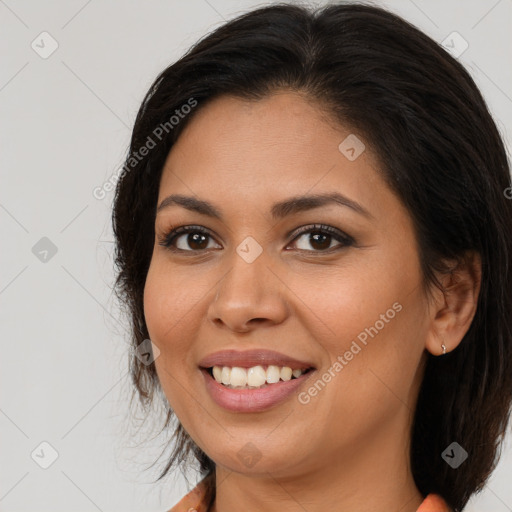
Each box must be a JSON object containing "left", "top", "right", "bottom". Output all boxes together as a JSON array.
[{"left": 207, "top": 250, "right": 289, "bottom": 333}]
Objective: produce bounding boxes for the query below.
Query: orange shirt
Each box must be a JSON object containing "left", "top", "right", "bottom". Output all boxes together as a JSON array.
[{"left": 167, "top": 476, "right": 452, "bottom": 512}]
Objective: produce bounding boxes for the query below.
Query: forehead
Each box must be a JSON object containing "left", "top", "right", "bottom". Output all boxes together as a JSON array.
[{"left": 158, "top": 91, "right": 397, "bottom": 223}]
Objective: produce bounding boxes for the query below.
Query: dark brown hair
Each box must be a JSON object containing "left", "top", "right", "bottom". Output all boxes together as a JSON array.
[{"left": 112, "top": 3, "right": 512, "bottom": 511}]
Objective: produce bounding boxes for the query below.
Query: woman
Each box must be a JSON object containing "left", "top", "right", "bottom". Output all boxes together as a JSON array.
[{"left": 112, "top": 3, "right": 512, "bottom": 512}]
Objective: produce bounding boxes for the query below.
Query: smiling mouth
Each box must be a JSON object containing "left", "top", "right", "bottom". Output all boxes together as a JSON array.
[{"left": 204, "top": 364, "right": 315, "bottom": 389}]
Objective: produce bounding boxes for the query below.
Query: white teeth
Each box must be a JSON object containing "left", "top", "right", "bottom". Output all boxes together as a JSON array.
[
  {"left": 280, "top": 367, "right": 293, "bottom": 381},
  {"left": 230, "top": 367, "right": 247, "bottom": 387},
  {"left": 212, "top": 366, "right": 222, "bottom": 382},
  {"left": 247, "top": 365, "right": 267, "bottom": 387},
  {"left": 220, "top": 366, "right": 231, "bottom": 385},
  {"left": 266, "top": 365, "right": 281, "bottom": 384},
  {"left": 211, "top": 365, "right": 309, "bottom": 388}
]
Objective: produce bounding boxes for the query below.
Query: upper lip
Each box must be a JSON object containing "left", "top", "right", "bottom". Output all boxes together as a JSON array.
[{"left": 198, "top": 349, "right": 316, "bottom": 370}]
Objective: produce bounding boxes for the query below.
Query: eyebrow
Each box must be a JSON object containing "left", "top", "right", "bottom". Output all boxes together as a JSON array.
[{"left": 156, "top": 192, "right": 374, "bottom": 221}]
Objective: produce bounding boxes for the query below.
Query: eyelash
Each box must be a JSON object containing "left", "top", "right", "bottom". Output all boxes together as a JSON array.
[{"left": 157, "top": 223, "right": 354, "bottom": 254}]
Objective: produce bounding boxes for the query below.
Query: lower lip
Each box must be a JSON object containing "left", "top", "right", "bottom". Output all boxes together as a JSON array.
[{"left": 200, "top": 368, "right": 316, "bottom": 413}]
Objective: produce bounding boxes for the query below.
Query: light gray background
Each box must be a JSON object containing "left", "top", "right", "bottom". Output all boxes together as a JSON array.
[{"left": 1, "top": 0, "right": 511, "bottom": 511}]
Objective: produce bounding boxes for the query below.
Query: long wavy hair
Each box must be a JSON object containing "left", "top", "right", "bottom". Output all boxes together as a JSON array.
[{"left": 112, "top": 3, "right": 512, "bottom": 511}]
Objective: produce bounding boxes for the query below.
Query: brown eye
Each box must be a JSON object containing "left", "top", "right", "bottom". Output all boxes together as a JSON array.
[
  {"left": 181, "top": 232, "right": 209, "bottom": 250},
  {"left": 158, "top": 223, "right": 353, "bottom": 254},
  {"left": 158, "top": 226, "right": 221, "bottom": 252},
  {"left": 288, "top": 224, "right": 353, "bottom": 253},
  {"left": 296, "top": 231, "right": 335, "bottom": 251}
]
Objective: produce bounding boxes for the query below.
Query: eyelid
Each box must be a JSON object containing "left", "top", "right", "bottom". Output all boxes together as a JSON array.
[
  {"left": 157, "top": 225, "right": 218, "bottom": 250},
  {"left": 157, "top": 223, "right": 354, "bottom": 253},
  {"left": 287, "top": 223, "right": 353, "bottom": 247}
]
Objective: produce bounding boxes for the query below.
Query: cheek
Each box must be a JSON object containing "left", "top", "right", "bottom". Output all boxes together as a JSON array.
[
  {"left": 305, "top": 253, "right": 426, "bottom": 399},
  {"left": 143, "top": 259, "right": 198, "bottom": 342},
  {"left": 143, "top": 260, "right": 206, "bottom": 404},
  {"left": 292, "top": 264, "right": 398, "bottom": 345},
  {"left": 144, "top": 263, "right": 193, "bottom": 416},
  {"left": 143, "top": 267, "right": 170, "bottom": 343},
  {"left": 143, "top": 264, "right": 185, "bottom": 383}
]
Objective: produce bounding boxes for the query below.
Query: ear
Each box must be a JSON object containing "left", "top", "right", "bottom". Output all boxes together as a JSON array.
[{"left": 425, "top": 251, "right": 482, "bottom": 356}]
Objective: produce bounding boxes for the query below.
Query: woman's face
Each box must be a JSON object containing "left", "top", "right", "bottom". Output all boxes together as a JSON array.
[{"left": 144, "top": 91, "right": 434, "bottom": 478}]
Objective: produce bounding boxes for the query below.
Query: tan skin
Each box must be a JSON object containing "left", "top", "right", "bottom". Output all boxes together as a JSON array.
[{"left": 143, "top": 91, "right": 481, "bottom": 512}]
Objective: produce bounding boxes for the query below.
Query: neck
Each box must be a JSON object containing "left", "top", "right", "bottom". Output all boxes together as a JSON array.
[{"left": 209, "top": 414, "right": 423, "bottom": 512}]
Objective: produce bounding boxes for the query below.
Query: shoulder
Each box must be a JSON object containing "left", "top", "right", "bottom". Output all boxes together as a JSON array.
[
  {"left": 417, "top": 493, "right": 453, "bottom": 512},
  {"left": 166, "top": 483, "right": 452, "bottom": 512},
  {"left": 166, "top": 476, "right": 210, "bottom": 512}
]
